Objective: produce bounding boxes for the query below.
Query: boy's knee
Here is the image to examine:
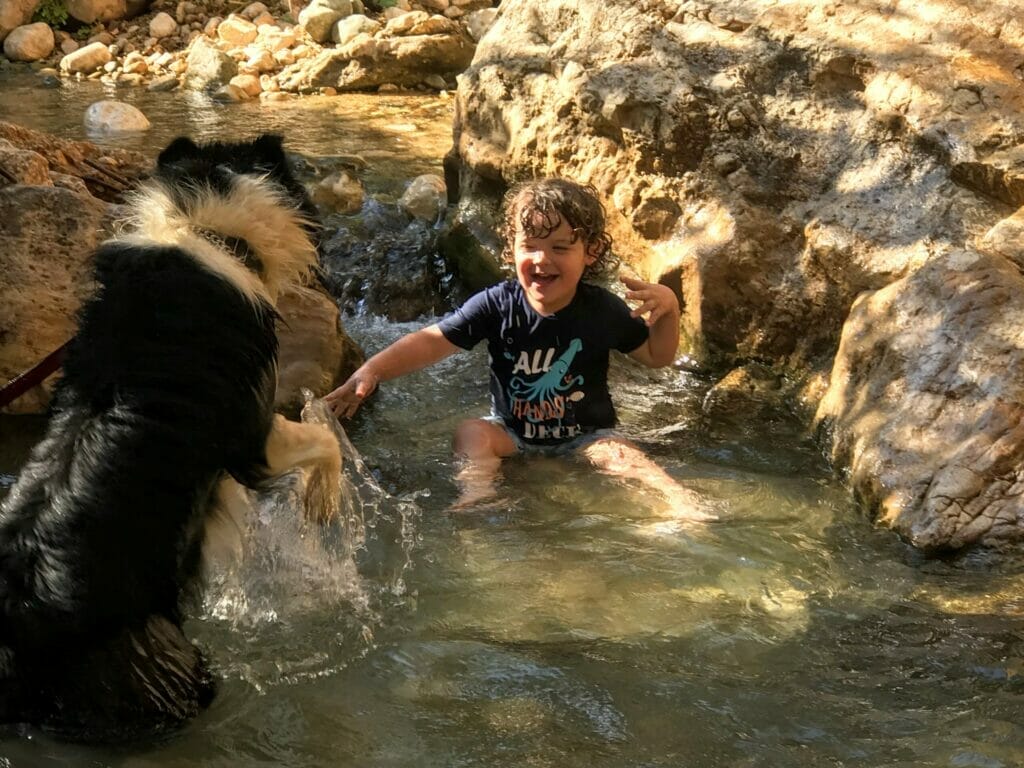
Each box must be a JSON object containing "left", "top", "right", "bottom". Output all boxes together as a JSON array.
[{"left": 453, "top": 419, "right": 513, "bottom": 459}]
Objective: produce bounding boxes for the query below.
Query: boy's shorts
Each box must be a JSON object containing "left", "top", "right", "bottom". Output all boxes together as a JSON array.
[{"left": 482, "top": 414, "right": 616, "bottom": 456}]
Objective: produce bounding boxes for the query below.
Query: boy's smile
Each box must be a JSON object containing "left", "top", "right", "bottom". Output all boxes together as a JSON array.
[{"left": 513, "top": 218, "right": 595, "bottom": 315}]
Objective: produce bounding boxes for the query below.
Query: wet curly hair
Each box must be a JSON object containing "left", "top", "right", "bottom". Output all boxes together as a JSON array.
[{"left": 499, "top": 178, "right": 613, "bottom": 278}]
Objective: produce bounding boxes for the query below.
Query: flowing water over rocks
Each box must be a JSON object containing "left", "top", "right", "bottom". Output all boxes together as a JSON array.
[{"left": 2, "top": 73, "right": 1024, "bottom": 767}]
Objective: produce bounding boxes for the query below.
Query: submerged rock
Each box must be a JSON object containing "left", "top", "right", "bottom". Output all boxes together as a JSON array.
[{"left": 83, "top": 100, "right": 151, "bottom": 134}]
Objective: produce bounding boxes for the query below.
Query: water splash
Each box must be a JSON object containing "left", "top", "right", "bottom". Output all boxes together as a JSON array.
[{"left": 199, "top": 392, "right": 420, "bottom": 687}]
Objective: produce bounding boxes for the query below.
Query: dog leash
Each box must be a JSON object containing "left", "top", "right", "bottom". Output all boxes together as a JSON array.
[{"left": 0, "top": 341, "right": 70, "bottom": 409}]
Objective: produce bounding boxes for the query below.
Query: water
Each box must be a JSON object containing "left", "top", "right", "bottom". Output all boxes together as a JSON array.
[
  {"left": 3, "top": 77, "right": 1024, "bottom": 767},
  {"left": 0, "top": 70, "right": 454, "bottom": 198}
]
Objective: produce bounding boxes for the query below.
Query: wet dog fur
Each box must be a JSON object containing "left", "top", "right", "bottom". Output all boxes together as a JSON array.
[{"left": 0, "top": 134, "right": 342, "bottom": 741}]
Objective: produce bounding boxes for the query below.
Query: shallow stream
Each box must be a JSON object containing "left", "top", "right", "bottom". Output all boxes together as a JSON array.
[{"left": 2, "top": 74, "right": 1024, "bottom": 768}]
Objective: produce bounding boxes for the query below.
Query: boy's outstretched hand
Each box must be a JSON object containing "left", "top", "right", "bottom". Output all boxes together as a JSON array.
[
  {"left": 325, "top": 365, "right": 379, "bottom": 419},
  {"left": 621, "top": 274, "right": 680, "bottom": 327}
]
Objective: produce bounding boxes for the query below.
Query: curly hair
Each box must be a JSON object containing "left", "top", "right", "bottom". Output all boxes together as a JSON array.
[{"left": 499, "top": 178, "right": 613, "bottom": 278}]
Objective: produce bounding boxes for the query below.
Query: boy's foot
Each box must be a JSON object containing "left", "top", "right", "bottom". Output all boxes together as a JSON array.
[
  {"left": 451, "top": 457, "right": 501, "bottom": 511},
  {"left": 660, "top": 490, "right": 719, "bottom": 523}
]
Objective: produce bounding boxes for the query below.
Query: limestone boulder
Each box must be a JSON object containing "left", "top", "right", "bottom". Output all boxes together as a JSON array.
[
  {"left": 331, "top": 12, "right": 380, "bottom": 45},
  {"left": 280, "top": 30, "right": 473, "bottom": 91},
  {"left": 399, "top": 174, "right": 446, "bottom": 222},
  {"left": 148, "top": 11, "right": 177, "bottom": 39},
  {"left": 817, "top": 247, "right": 1024, "bottom": 551}
]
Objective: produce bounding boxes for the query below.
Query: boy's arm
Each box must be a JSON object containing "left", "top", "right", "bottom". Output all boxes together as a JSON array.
[
  {"left": 325, "top": 324, "right": 460, "bottom": 418},
  {"left": 622, "top": 275, "right": 681, "bottom": 369}
]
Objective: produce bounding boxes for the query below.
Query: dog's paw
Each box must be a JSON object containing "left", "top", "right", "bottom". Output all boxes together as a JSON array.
[{"left": 303, "top": 455, "right": 342, "bottom": 526}]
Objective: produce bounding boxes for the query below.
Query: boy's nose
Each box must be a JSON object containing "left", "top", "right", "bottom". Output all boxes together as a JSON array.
[{"left": 527, "top": 247, "right": 551, "bottom": 262}]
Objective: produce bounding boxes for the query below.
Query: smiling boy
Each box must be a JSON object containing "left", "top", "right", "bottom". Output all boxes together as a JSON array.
[{"left": 326, "top": 178, "right": 712, "bottom": 520}]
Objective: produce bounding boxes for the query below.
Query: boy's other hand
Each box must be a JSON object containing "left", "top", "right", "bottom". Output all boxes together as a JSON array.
[
  {"left": 324, "top": 366, "right": 379, "bottom": 419},
  {"left": 621, "top": 275, "right": 680, "bottom": 327}
]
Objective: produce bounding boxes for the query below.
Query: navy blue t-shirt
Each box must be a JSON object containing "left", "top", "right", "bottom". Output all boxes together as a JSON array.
[{"left": 438, "top": 281, "right": 649, "bottom": 446}]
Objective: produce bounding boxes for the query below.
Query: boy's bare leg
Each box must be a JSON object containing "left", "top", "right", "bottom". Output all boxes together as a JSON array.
[
  {"left": 451, "top": 419, "right": 517, "bottom": 509},
  {"left": 582, "top": 437, "right": 716, "bottom": 523}
]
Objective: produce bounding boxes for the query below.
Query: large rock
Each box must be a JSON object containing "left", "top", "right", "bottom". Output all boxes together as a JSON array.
[
  {"left": 3, "top": 21, "right": 53, "bottom": 60},
  {"left": 0, "top": 120, "right": 149, "bottom": 203},
  {"left": 65, "top": 0, "right": 125, "bottom": 23},
  {"left": 816, "top": 246, "right": 1024, "bottom": 551},
  {"left": 184, "top": 37, "right": 238, "bottom": 90},
  {"left": 0, "top": 139, "right": 51, "bottom": 185},
  {"left": 279, "top": 30, "right": 473, "bottom": 91},
  {"left": 275, "top": 284, "right": 363, "bottom": 415},
  {"left": 0, "top": 0, "right": 40, "bottom": 42},
  {"left": 448, "top": 0, "right": 1024, "bottom": 551},
  {"left": 0, "top": 186, "right": 111, "bottom": 414}
]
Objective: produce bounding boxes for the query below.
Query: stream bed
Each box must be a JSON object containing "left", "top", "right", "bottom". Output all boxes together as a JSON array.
[{"left": 1, "top": 73, "right": 1024, "bottom": 768}]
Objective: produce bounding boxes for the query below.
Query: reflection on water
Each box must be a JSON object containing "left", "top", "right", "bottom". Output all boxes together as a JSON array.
[
  {"left": 0, "top": 70, "right": 453, "bottom": 198},
  {"left": 3, "top": 75, "right": 1024, "bottom": 767}
]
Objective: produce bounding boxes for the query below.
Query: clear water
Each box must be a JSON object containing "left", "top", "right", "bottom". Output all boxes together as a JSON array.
[{"left": 2, "top": 75, "right": 1024, "bottom": 768}]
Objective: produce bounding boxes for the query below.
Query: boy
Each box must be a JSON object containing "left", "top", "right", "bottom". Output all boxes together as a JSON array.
[{"left": 326, "top": 178, "right": 712, "bottom": 519}]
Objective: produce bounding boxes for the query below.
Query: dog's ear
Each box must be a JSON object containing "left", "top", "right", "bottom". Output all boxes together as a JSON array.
[
  {"left": 158, "top": 137, "right": 201, "bottom": 169},
  {"left": 252, "top": 134, "right": 287, "bottom": 168}
]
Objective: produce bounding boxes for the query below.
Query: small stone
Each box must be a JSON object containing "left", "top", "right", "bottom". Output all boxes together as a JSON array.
[
  {"left": 147, "top": 73, "right": 180, "bottom": 91},
  {"left": 211, "top": 83, "right": 247, "bottom": 101},
  {"left": 150, "top": 12, "right": 178, "bottom": 39},
  {"left": 713, "top": 153, "right": 741, "bottom": 175}
]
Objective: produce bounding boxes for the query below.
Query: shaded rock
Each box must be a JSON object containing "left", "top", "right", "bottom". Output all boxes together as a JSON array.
[
  {"left": 464, "top": 7, "right": 496, "bottom": 41},
  {"left": 438, "top": 197, "right": 504, "bottom": 296},
  {"left": 0, "top": 139, "right": 52, "bottom": 185},
  {"left": 399, "top": 173, "right": 446, "bottom": 222},
  {"left": 320, "top": 209, "right": 449, "bottom": 321},
  {"left": 275, "top": 283, "right": 363, "bottom": 415},
  {"left": 65, "top": 0, "right": 125, "bottom": 24},
  {"left": 0, "top": 185, "right": 111, "bottom": 414}
]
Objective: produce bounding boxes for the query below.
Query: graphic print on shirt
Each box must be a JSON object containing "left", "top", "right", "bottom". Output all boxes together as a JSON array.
[{"left": 507, "top": 338, "right": 586, "bottom": 440}]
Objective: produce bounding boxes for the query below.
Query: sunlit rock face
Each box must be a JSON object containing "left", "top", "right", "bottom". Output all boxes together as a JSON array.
[{"left": 450, "top": 0, "right": 1024, "bottom": 549}]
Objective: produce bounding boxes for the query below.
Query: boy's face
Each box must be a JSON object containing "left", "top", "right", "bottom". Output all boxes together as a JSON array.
[{"left": 513, "top": 215, "right": 595, "bottom": 315}]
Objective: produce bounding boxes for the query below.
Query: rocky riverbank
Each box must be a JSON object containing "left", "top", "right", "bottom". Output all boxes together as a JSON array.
[{"left": 0, "top": 0, "right": 497, "bottom": 98}]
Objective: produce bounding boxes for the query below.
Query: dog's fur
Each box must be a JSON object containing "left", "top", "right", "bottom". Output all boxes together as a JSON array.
[{"left": 0, "top": 135, "right": 342, "bottom": 741}]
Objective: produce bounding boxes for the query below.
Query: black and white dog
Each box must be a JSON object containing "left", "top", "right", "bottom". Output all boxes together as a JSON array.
[{"left": 0, "top": 135, "right": 342, "bottom": 740}]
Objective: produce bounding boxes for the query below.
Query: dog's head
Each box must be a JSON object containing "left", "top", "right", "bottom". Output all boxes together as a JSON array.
[{"left": 123, "top": 134, "right": 320, "bottom": 304}]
